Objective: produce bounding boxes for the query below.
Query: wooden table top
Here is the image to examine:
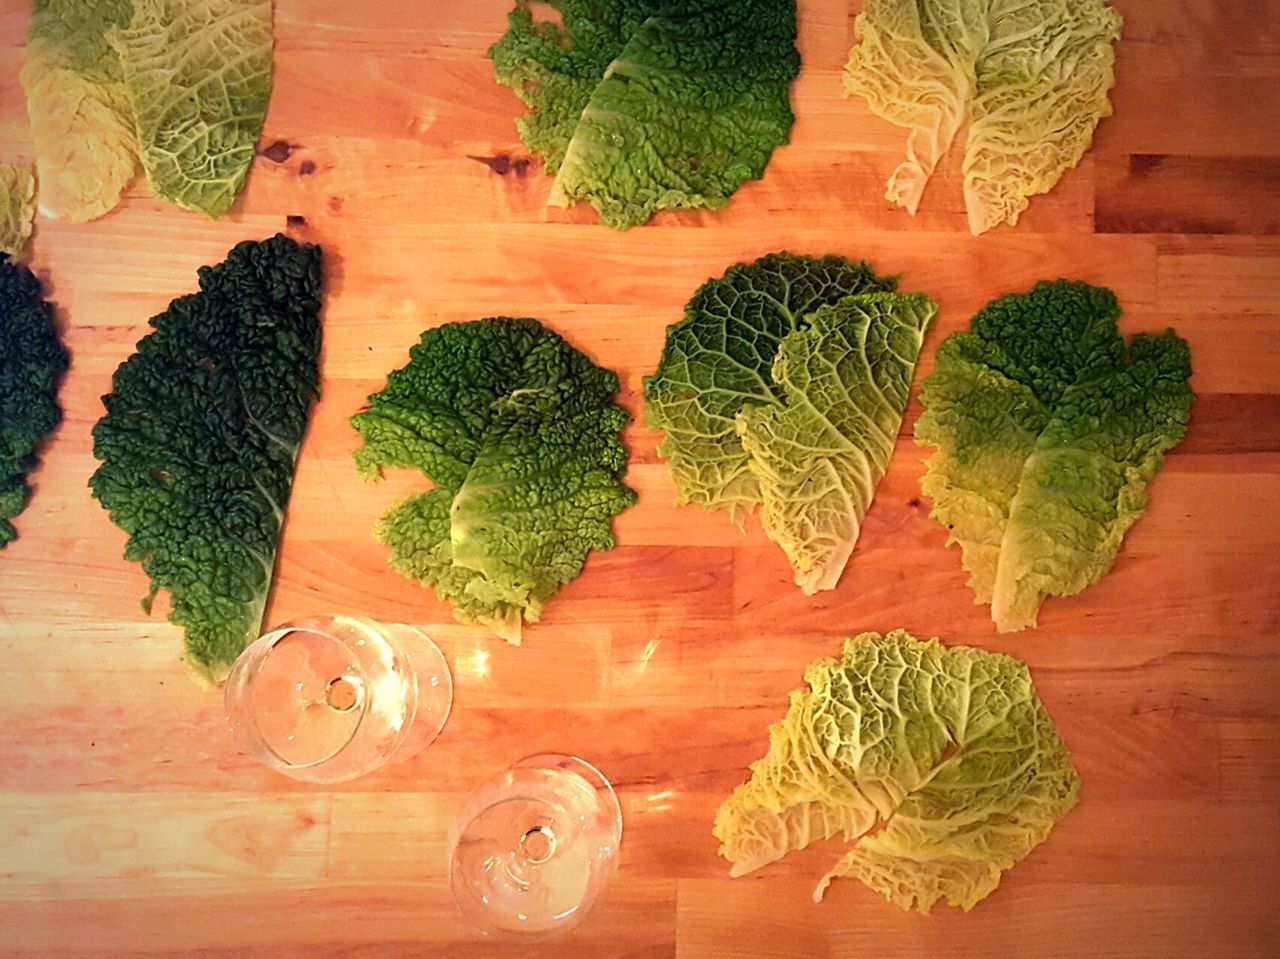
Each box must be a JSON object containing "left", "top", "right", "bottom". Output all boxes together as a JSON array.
[{"left": 2, "top": 1, "right": 1278, "bottom": 956}]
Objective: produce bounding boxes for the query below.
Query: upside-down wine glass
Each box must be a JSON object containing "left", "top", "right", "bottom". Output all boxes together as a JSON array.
[
  {"left": 224, "top": 614, "right": 452, "bottom": 783},
  {"left": 449, "top": 753, "right": 623, "bottom": 938}
]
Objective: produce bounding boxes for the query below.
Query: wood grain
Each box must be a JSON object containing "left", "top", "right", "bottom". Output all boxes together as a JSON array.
[{"left": 2, "top": 1, "right": 1279, "bottom": 956}]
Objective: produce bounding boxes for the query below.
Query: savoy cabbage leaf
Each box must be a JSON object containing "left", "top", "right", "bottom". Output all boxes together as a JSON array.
[
  {"left": 915, "top": 280, "right": 1193, "bottom": 632},
  {"left": 489, "top": 0, "right": 799, "bottom": 229},
  {"left": 738, "top": 293, "right": 936, "bottom": 593},
  {"left": 20, "top": 0, "right": 273, "bottom": 222},
  {"left": 20, "top": 0, "right": 140, "bottom": 222},
  {"left": 107, "top": 0, "right": 274, "bottom": 217},
  {"left": 0, "top": 162, "right": 37, "bottom": 257},
  {"left": 351, "top": 317, "right": 636, "bottom": 643},
  {"left": 644, "top": 253, "right": 931, "bottom": 594},
  {"left": 1, "top": 260, "right": 69, "bottom": 548},
  {"left": 90, "top": 234, "right": 323, "bottom": 686},
  {"left": 714, "top": 629, "right": 1080, "bottom": 913},
  {"left": 843, "top": 0, "right": 1122, "bottom": 234},
  {"left": 644, "top": 254, "right": 898, "bottom": 517}
]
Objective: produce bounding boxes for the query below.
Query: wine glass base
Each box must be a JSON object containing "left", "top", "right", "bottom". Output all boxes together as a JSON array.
[
  {"left": 225, "top": 615, "right": 454, "bottom": 783},
  {"left": 449, "top": 753, "right": 623, "bottom": 940}
]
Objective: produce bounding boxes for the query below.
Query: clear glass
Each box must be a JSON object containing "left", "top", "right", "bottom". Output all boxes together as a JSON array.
[
  {"left": 224, "top": 614, "right": 452, "bottom": 783},
  {"left": 449, "top": 753, "right": 622, "bottom": 939}
]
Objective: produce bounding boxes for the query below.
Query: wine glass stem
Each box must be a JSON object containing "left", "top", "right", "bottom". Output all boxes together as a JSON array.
[
  {"left": 520, "top": 826, "right": 556, "bottom": 864},
  {"left": 502, "top": 826, "right": 558, "bottom": 888}
]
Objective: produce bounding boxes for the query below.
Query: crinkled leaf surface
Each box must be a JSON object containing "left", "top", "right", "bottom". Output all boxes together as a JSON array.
[
  {"left": 644, "top": 253, "right": 898, "bottom": 518},
  {"left": 737, "top": 292, "right": 936, "bottom": 593},
  {"left": 645, "top": 253, "right": 923, "bottom": 592},
  {"left": 90, "top": 235, "right": 322, "bottom": 686},
  {"left": 714, "top": 629, "right": 1080, "bottom": 914},
  {"left": 0, "top": 163, "right": 37, "bottom": 256},
  {"left": 108, "top": 0, "right": 274, "bottom": 217},
  {"left": 843, "top": 0, "right": 1122, "bottom": 234},
  {"left": 20, "top": 0, "right": 272, "bottom": 222},
  {"left": 489, "top": 0, "right": 798, "bottom": 228},
  {"left": 915, "top": 280, "right": 1193, "bottom": 631},
  {"left": 20, "top": 0, "right": 139, "bottom": 222},
  {"left": 0, "top": 260, "right": 68, "bottom": 547},
  {"left": 351, "top": 317, "right": 635, "bottom": 643}
]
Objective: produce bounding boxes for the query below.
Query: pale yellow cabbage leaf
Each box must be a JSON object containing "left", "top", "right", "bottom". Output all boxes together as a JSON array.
[
  {"left": 21, "top": 0, "right": 274, "bottom": 222},
  {"left": 0, "top": 162, "right": 37, "bottom": 256},
  {"left": 714, "top": 630, "right": 1080, "bottom": 913},
  {"left": 843, "top": 0, "right": 1122, "bottom": 234},
  {"left": 20, "top": 0, "right": 140, "bottom": 222}
]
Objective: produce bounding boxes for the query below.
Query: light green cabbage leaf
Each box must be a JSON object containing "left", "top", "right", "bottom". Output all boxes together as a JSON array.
[
  {"left": 915, "top": 280, "right": 1193, "bottom": 632},
  {"left": 20, "top": 0, "right": 140, "bottom": 222},
  {"left": 107, "top": 0, "right": 274, "bottom": 217},
  {"left": 843, "top": 0, "right": 1122, "bottom": 234},
  {"left": 737, "top": 293, "right": 936, "bottom": 593},
  {"left": 714, "top": 629, "right": 1080, "bottom": 913},
  {"left": 0, "top": 163, "right": 37, "bottom": 256},
  {"left": 644, "top": 253, "right": 932, "bottom": 594},
  {"left": 351, "top": 317, "right": 636, "bottom": 644},
  {"left": 21, "top": 0, "right": 273, "bottom": 222},
  {"left": 644, "top": 254, "right": 899, "bottom": 517},
  {"left": 489, "top": 1, "right": 799, "bottom": 229}
]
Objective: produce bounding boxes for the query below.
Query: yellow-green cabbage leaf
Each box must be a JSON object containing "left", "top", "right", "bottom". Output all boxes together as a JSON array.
[
  {"left": 0, "top": 162, "right": 37, "bottom": 256},
  {"left": 351, "top": 317, "right": 636, "bottom": 644},
  {"left": 843, "top": 0, "right": 1122, "bottom": 235},
  {"left": 915, "top": 280, "right": 1193, "bottom": 632},
  {"left": 644, "top": 253, "right": 933, "bottom": 595},
  {"left": 20, "top": 0, "right": 140, "bottom": 222},
  {"left": 714, "top": 630, "right": 1080, "bottom": 913},
  {"left": 737, "top": 293, "right": 937, "bottom": 593},
  {"left": 20, "top": 0, "right": 273, "bottom": 222},
  {"left": 108, "top": 0, "right": 274, "bottom": 217}
]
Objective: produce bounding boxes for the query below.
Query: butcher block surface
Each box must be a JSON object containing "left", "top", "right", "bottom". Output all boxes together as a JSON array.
[{"left": 1, "top": 1, "right": 1278, "bottom": 956}]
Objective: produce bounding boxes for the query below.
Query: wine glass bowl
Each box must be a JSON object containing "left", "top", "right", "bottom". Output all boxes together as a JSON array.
[
  {"left": 224, "top": 614, "right": 452, "bottom": 783},
  {"left": 449, "top": 753, "right": 622, "bottom": 939}
]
